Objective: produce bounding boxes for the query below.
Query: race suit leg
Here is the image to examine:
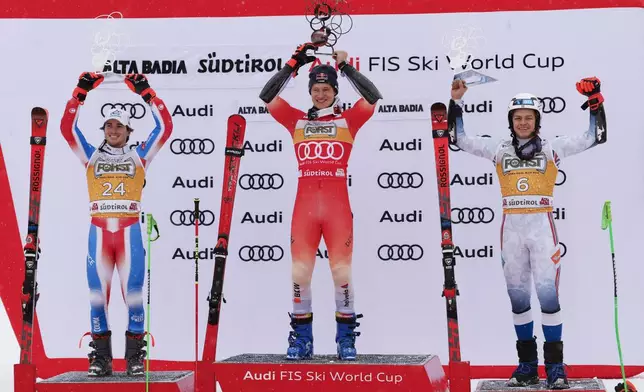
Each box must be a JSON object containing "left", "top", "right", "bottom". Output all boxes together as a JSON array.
[
  {"left": 501, "top": 214, "right": 535, "bottom": 340},
  {"left": 319, "top": 179, "right": 354, "bottom": 316},
  {"left": 290, "top": 179, "right": 323, "bottom": 316},
  {"left": 87, "top": 224, "right": 117, "bottom": 334},
  {"left": 526, "top": 212, "right": 562, "bottom": 342},
  {"left": 114, "top": 222, "right": 146, "bottom": 334}
]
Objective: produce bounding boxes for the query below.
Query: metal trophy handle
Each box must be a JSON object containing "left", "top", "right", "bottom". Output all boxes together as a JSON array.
[{"left": 306, "top": 0, "right": 353, "bottom": 56}]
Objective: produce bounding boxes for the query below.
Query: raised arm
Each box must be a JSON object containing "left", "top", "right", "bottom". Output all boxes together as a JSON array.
[
  {"left": 259, "top": 42, "right": 317, "bottom": 105},
  {"left": 550, "top": 76, "right": 607, "bottom": 159},
  {"left": 60, "top": 72, "right": 104, "bottom": 166},
  {"left": 448, "top": 80, "right": 500, "bottom": 162},
  {"left": 123, "top": 74, "right": 174, "bottom": 166}
]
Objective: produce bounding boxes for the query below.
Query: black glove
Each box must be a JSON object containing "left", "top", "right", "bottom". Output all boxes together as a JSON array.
[
  {"left": 73, "top": 72, "right": 104, "bottom": 103},
  {"left": 286, "top": 43, "right": 317, "bottom": 74},
  {"left": 124, "top": 73, "right": 156, "bottom": 103},
  {"left": 576, "top": 76, "right": 604, "bottom": 112},
  {"left": 615, "top": 381, "right": 638, "bottom": 392}
]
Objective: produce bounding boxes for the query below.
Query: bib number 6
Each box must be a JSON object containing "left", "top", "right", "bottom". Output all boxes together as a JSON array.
[{"left": 517, "top": 177, "right": 529, "bottom": 192}]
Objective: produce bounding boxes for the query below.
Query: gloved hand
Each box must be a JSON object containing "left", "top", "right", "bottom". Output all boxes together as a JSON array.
[
  {"left": 615, "top": 380, "right": 638, "bottom": 392},
  {"left": 286, "top": 42, "right": 317, "bottom": 74},
  {"left": 576, "top": 76, "right": 604, "bottom": 112},
  {"left": 124, "top": 73, "right": 156, "bottom": 103},
  {"left": 73, "top": 72, "right": 104, "bottom": 103}
]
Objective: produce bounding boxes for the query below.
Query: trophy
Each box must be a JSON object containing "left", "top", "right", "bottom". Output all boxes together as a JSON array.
[
  {"left": 91, "top": 11, "right": 130, "bottom": 84},
  {"left": 305, "top": 0, "right": 353, "bottom": 55},
  {"left": 442, "top": 25, "right": 497, "bottom": 87}
]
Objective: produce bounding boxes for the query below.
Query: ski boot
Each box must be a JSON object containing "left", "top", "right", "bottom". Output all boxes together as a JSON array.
[
  {"left": 88, "top": 331, "right": 113, "bottom": 377},
  {"left": 506, "top": 337, "right": 539, "bottom": 387},
  {"left": 286, "top": 313, "right": 314, "bottom": 360},
  {"left": 125, "top": 331, "right": 147, "bottom": 376},
  {"left": 544, "top": 341, "right": 570, "bottom": 389},
  {"left": 335, "top": 313, "right": 363, "bottom": 361}
]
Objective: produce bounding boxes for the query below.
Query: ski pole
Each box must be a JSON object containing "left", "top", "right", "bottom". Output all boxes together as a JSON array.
[
  {"left": 601, "top": 201, "right": 628, "bottom": 392},
  {"left": 145, "top": 214, "right": 160, "bottom": 392},
  {"left": 193, "top": 198, "right": 200, "bottom": 380}
]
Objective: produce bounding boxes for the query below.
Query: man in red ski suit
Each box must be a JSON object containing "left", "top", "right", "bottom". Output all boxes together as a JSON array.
[{"left": 259, "top": 43, "right": 382, "bottom": 361}]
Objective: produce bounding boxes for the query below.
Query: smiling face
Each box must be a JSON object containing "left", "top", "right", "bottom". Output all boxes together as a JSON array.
[
  {"left": 512, "top": 109, "right": 538, "bottom": 138},
  {"left": 310, "top": 83, "right": 336, "bottom": 110},
  {"left": 103, "top": 119, "right": 130, "bottom": 148}
]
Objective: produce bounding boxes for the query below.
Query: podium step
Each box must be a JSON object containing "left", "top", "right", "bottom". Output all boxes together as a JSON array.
[
  {"left": 475, "top": 378, "right": 606, "bottom": 391},
  {"left": 215, "top": 353, "right": 448, "bottom": 392},
  {"left": 36, "top": 371, "right": 194, "bottom": 392}
]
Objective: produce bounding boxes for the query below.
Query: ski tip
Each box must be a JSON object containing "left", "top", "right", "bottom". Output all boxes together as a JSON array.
[
  {"left": 228, "top": 114, "right": 246, "bottom": 123},
  {"left": 430, "top": 102, "right": 447, "bottom": 111},
  {"left": 31, "top": 107, "right": 48, "bottom": 117}
]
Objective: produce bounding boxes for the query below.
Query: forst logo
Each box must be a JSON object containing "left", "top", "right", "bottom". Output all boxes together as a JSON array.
[
  {"left": 94, "top": 158, "right": 136, "bottom": 177},
  {"left": 304, "top": 123, "right": 337, "bottom": 138},
  {"left": 501, "top": 153, "right": 547, "bottom": 174}
]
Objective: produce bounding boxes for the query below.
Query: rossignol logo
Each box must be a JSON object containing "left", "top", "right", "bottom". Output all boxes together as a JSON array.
[
  {"left": 454, "top": 245, "right": 494, "bottom": 258},
  {"left": 172, "top": 247, "right": 217, "bottom": 260},
  {"left": 377, "top": 104, "right": 424, "bottom": 113},
  {"left": 103, "top": 60, "right": 187, "bottom": 74},
  {"left": 501, "top": 153, "right": 547, "bottom": 174},
  {"left": 243, "top": 140, "right": 283, "bottom": 153},
  {"left": 451, "top": 173, "right": 494, "bottom": 186},
  {"left": 94, "top": 158, "right": 136, "bottom": 177},
  {"left": 31, "top": 150, "right": 42, "bottom": 192},
  {"left": 238, "top": 106, "right": 270, "bottom": 115},
  {"left": 172, "top": 176, "right": 214, "bottom": 189},
  {"left": 241, "top": 211, "right": 283, "bottom": 224},
  {"left": 380, "top": 210, "right": 423, "bottom": 223},
  {"left": 172, "top": 105, "right": 214, "bottom": 117},
  {"left": 379, "top": 138, "right": 422, "bottom": 151},
  {"left": 304, "top": 123, "right": 337, "bottom": 138},
  {"left": 197, "top": 52, "right": 283, "bottom": 73}
]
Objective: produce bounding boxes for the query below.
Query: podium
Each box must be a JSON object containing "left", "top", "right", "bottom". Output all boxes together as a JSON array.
[
  {"left": 475, "top": 378, "right": 606, "bottom": 392},
  {"left": 213, "top": 353, "right": 449, "bottom": 392},
  {"left": 35, "top": 371, "right": 194, "bottom": 392}
]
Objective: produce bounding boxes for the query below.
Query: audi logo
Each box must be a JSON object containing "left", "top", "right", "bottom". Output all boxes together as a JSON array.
[
  {"left": 559, "top": 242, "right": 567, "bottom": 258},
  {"left": 539, "top": 97, "right": 566, "bottom": 114},
  {"left": 451, "top": 207, "right": 495, "bottom": 224},
  {"left": 101, "top": 103, "right": 147, "bottom": 120},
  {"left": 297, "top": 141, "right": 344, "bottom": 161},
  {"left": 170, "top": 138, "right": 215, "bottom": 155},
  {"left": 239, "top": 245, "right": 284, "bottom": 262},
  {"left": 377, "top": 172, "right": 423, "bottom": 189},
  {"left": 170, "top": 210, "right": 215, "bottom": 226},
  {"left": 377, "top": 244, "right": 424, "bottom": 261},
  {"left": 555, "top": 170, "right": 566, "bottom": 186},
  {"left": 239, "top": 173, "right": 284, "bottom": 190},
  {"left": 450, "top": 134, "right": 492, "bottom": 152}
]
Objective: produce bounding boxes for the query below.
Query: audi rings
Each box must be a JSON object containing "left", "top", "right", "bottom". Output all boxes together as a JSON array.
[
  {"left": 378, "top": 244, "right": 424, "bottom": 261},
  {"left": 170, "top": 210, "right": 215, "bottom": 226},
  {"left": 539, "top": 97, "right": 566, "bottom": 114},
  {"left": 451, "top": 207, "right": 495, "bottom": 224},
  {"left": 297, "top": 141, "right": 344, "bottom": 161},
  {"left": 555, "top": 170, "right": 566, "bottom": 186},
  {"left": 239, "top": 245, "right": 284, "bottom": 262},
  {"left": 239, "top": 173, "right": 284, "bottom": 190},
  {"left": 101, "top": 103, "right": 147, "bottom": 119},
  {"left": 378, "top": 172, "right": 423, "bottom": 189},
  {"left": 170, "top": 138, "right": 215, "bottom": 155},
  {"left": 449, "top": 134, "right": 492, "bottom": 152},
  {"left": 559, "top": 242, "right": 567, "bottom": 258}
]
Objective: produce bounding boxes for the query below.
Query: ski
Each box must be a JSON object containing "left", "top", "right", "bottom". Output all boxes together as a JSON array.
[
  {"left": 19, "top": 107, "right": 49, "bottom": 365},
  {"left": 430, "top": 102, "right": 462, "bottom": 363},
  {"left": 203, "top": 114, "right": 246, "bottom": 362}
]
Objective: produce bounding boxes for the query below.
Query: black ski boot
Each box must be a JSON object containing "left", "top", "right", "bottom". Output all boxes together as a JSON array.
[
  {"left": 125, "top": 331, "right": 147, "bottom": 376},
  {"left": 88, "top": 331, "right": 113, "bottom": 377},
  {"left": 506, "top": 337, "right": 539, "bottom": 387},
  {"left": 544, "top": 341, "right": 570, "bottom": 389}
]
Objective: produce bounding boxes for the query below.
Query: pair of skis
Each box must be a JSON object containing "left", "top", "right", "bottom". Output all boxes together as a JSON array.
[{"left": 430, "top": 102, "right": 463, "bottom": 363}]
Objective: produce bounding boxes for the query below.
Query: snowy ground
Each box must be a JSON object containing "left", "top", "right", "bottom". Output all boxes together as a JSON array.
[{"left": 0, "top": 299, "right": 639, "bottom": 392}]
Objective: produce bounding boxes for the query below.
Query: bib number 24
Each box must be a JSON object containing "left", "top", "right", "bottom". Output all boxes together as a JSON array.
[{"left": 102, "top": 182, "right": 126, "bottom": 196}]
